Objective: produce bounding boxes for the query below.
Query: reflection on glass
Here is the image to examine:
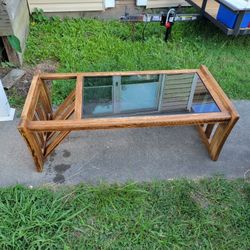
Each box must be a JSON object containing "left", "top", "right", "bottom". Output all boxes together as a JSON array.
[
  {"left": 82, "top": 73, "right": 220, "bottom": 118},
  {"left": 120, "top": 75, "right": 160, "bottom": 112},
  {"left": 83, "top": 77, "right": 113, "bottom": 116},
  {"left": 121, "top": 75, "right": 159, "bottom": 84},
  {"left": 84, "top": 76, "right": 112, "bottom": 87},
  {"left": 84, "top": 86, "right": 112, "bottom": 115}
]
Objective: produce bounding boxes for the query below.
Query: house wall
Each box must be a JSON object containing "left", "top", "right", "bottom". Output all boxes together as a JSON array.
[
  {"left": 27, "top": 0, "right": 189, "bottom": 17},
  {"left": 0, "top": 0, "right": 29, "bottom": 65},
  {"left": 27, "top": 0, "right": 105, "bottom": 12},
  {"left": 0, "top": 1, "right": 13, "bottom": 36},
  {"left": 147, "top": 0, "right": 189, "bottom": 8},
  {"left": 10, "top": 0, "right": 29, "bottom": 56},
  {"left": 35, "top": 0, "right": 146, "bottom": 19}
]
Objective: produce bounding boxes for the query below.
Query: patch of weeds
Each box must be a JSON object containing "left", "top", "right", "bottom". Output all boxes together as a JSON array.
[
  {"left": 31, "top": 8, "right": 49, "bottom": 23},
  {"left": 0, "top": 61, "right": 16, "bottom": 68},
  {"left": 7, "top": 88, "right": 25, "bottom": 112},
  {"left": 0, "top": 178, "right": 250, "bottom": 249},
  {"left": 24, "top": 17, "right": 250, "bottom": 102},
  {"left": 52, "top": 79, "right": 76, "bottom": 105}
]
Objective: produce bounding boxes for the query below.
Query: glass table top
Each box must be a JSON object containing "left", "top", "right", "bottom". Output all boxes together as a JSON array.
[{"left": 82, "top": 73, "right": 220, "bottom": 118}]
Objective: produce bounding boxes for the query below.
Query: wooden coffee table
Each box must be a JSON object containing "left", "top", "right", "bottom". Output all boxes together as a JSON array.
[{"left": 18, "top": 65, "right": 239, "bottom": 172}]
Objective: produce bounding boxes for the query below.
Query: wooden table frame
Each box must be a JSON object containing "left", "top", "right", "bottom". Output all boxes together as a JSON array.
[{"left": 18, "top": 65, "right": 239, "bottom": 172}]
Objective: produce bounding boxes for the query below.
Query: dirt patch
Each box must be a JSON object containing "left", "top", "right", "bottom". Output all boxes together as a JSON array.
[
  {"left": 1, "top": 60, "right": 59, "bottom": 112},
  {"left": 18, "top": 60, "right": 59, "bottom": 97},
  {"left": 191, "top": 191, "right": 210, "bottom": 209},
  {"left": 0, "top": 68, "right": 10, "bottom": 79}
]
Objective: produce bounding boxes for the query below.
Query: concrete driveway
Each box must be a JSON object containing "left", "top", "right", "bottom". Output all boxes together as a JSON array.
[{"left": 0, "top": 100, "right": 249, "bottom": 187}]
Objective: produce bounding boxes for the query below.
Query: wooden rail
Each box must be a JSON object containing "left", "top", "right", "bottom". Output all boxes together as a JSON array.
[{"left": 18, "top": 66, "right": 239, "bottom": 172}]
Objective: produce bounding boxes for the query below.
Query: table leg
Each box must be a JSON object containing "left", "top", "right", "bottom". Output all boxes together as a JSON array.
[
  {"left": 18, "top": 126, "right": 44, "bottom": 172},
  {"left": 197, "top": 115, "right": 239, "bottom": 161},
  {"left": 209, "top": 117, "right": 238, "bottom": 161}
]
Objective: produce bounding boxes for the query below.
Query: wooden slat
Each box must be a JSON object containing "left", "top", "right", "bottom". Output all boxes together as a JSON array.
[
  {"left": 2, "top": 36, "right": 20, "bottom": 66},
  {"left": 28, "top": 88, "right": 42, "bottom": 120},
  {"left": 21, "top": 75, "right": 39, "bottom": 119},
  {"left": 197, "top": 69, "right": 227, "bottom": 114},
  {"left": 34, "top": 131, "right": 44, "bottom": 148},
  {"left": 33, "top": 112, "right": 39, "bottom": 121},
  {"left": 190, "top": 0, "right": 219, "bottom": 17},
  {"left": 45, "top": 131, "right": 70, "bottom": 158},
  {"left": 199, "top": 65, "right": 239, "bottom": 118},
  {"left": 53, "top": 90, "right": 75, "bottom": 119},
  {"left": 33, "top": 131, "right": 44, "bottom": 149},
  {"left": 197, "top": 124, "right": 211, "bottom": 154},
  {"left": 209, "top": 117, "right": 239, "bottom": 160},
  {"left": 56, "top": 102, "right": 75, "bottom": 121},
  {"left": 46, "top": 102, "right": 75, "bottom": 141},
  {"left": 81, "top": 69, "right": 197, "bottom": 77},
  {"left": 205, "top": 124, "right": 214, "bottom": 138},
  {"left": 40, "top": 70, "right": 197, "bottom": 80},
  {"left": 20, "top": 74, "right": 41, "bottom": 120},
  {"left": 36, "top": 103, "right": 47, "bottom": 121},
  {"left": 40, "top": 73, "right": 77, "bottom": 80},
  {"left": 27, "top": 112, "right": 231, "bottom": 132},
  {"left": 75, "top": 75, "right": 83, "bottom": 119},
  {"left": 18, "top": 127, "right": 44, "bottom": 172},
  {"left": 39, "top": 79, "right": 52, "bottom": 116}
]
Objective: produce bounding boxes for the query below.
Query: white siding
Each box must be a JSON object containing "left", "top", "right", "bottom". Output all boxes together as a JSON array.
[
  {"left": 105, "top": 0, "right": 115, "bottom": 8},
  {"left": 0, "top": 3, "right": 12, "bottom": 36},
  {"left": 27, "top": 0, "right": 104, "bottom": 13},
  {"left": 137, "top": 0, "right": 147, "bottom": 6},
  {"left": 0, "top": 0, "right": 29, "bottom": 65},
  {"left": 146, "top": 0, "right": 189, "bottom": 8}
]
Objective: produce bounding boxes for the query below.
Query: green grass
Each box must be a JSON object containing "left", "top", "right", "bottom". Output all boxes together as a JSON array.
[
  {"left": 24, "top": 18, "right": 250, "bottom": 104},
  {"left": 0, "top": 178, "right": 249, "bottom": 249},
  {"left": 7, "top": 88, "right": 25, "bottom": 110}
]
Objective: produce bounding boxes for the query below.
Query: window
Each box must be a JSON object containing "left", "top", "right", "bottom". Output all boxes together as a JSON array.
[
  {"left": 82, "top": 73, "right": 220, "bottom": 118},
  {"left": 83, "top": 75, "right": 161, "bottom": 117}
]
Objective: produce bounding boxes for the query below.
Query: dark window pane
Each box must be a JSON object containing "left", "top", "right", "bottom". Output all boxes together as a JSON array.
[
  {"left": 83, "top": 86, "right": 113, "bottom": 116},
  {"left": 84, "top": 76, "right": 113, "bottom": 87},
  {"left": 121, "top": 75, "right": 159, "bottom": 85}
]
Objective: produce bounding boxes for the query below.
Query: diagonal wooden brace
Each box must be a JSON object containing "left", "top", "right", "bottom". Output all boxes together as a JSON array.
[{"left": 18, "top": 76, "right": 76, "bottom": 172}]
